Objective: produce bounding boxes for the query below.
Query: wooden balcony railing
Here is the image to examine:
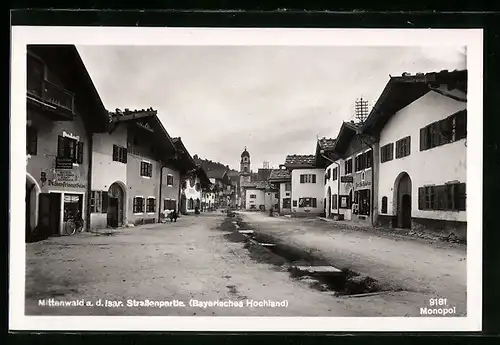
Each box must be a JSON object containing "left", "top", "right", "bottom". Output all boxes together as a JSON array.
[{"left": 27, "top": 78, "right": 75, "bottom": 114}]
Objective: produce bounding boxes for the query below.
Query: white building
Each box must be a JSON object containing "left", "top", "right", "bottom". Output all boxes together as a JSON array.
[
  {"left": 362, "top": 70, "right": 467, "bottom": 239},
  {"left": 320, "top": 124, "right": 378, "bottom": 225},
  {"left": 268, "top": 168, "right": 292, "bottom": 215},
  {"left": 284, "top": 155, "right": 325, "bottom": 216}
]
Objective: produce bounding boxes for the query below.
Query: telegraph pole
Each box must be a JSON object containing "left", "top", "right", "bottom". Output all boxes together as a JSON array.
[{"left": 354, "top": 97, "right": 370, "bottom": 123}]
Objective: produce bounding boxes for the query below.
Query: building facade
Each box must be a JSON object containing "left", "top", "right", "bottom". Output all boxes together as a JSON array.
[
  {"left": 283, "top": 155, "right": 325, "bottom": 216},
  {"left": 363, "top": 70, "right": 467, "bottom": 239},
  {"left": 25, "top": 45, "right": 110, "bottom": 241},
  {"left": 268, "top": 168, "right": 292, "bottom": 215}
]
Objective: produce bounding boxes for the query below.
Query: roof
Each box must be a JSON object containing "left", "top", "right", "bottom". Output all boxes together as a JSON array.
[
  {"left": 109, "top": 109, "right": 177, "bottom": 159},
  {"left": 330, "top": 121, "right": 360, "bottom": 155},
  {"left": 28, "top": 45, "right": 110, "bottom": 133},
  {"left": 241, "top": 180, "right": 269, "bottom": 190},
  {"left": 257, "top": 168, "right": 272, "bottom": 181},
  {"left": 317, "top": 137, "right": 336, "bottom": 151},
  {"left": 284, "top": 154, "right": 316, "bottom": 168},
  {"left": 362, "top": 69, "right": 467, "bottom": 137},
  {"left": 268, "top": 169, "right": 291, "bottom": 181},
  {"left": 241, "top": 147, "right": 250, "bottom": 157},
  {"left": 172, "top": 137, "right": 198, "bottom": 174}
]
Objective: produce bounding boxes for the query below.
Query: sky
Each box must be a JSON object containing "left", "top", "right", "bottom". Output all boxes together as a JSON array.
[{"left": 77, "top": 45, "right": 466, "bottom": 171}]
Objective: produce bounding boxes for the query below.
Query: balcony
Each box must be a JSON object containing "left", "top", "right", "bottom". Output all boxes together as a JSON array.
[{"left": 27, "top": 78, "right": 75, "bottom": 120}]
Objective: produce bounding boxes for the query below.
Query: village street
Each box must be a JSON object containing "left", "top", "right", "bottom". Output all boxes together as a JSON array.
[
  {"left": 238, "top": 211, "right": 467, "bottom": 316},
  {"left": 25, "top": 212, "right": 466, "bottom": 317}
]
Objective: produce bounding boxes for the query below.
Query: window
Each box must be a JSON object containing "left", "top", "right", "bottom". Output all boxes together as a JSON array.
[
  {"left": 285, "top": 183, "right": 291, "bottom": 191},
  {"left": 101, "top": 191, "right": 108, "bottom": 213},
  {"left": 298, "top": 198, "right": 317, "bottom": 208},
  {"left": 418, "top": 183, "right": 466, "bottom": 211},
  {"left": 395, "top": 136, "right": 411, "bottom": 159},
  {"left": 26, "top": 126, "right": 37, "bottom": 155},
  {"left": 339, "top": 195, "right": 350, "bottom": 209},
  {"left": 344, "top": 159, "right": 353, "bottom": 174},
  {"left": 275, "top": 192, "right": 279, "bottom": 199},
  {"left": 112, "top": 145, "right": 127, "bottom": 163},
  {"left": 140, "top": 161, "right": 152, "bottom": 177},
  {"left": 90, "top": 191, "right": 101, "bottom": 213},
  {"left": 283, "top": 198, "right": 291, "bottom": 208},
  {"left": 146, "top": 198, "right": 156, "bottom": 213},
  {"left": 300, "top": 174, "right": 316, "bottom": 183},
  {"left": 354, "top": 190, "right": 371, "bottom": 216},
  {"left": 166, "top": 174, "right": 174, "bottom": 186},
  {"left": 332, "top": 194, "right": 338, "bottom": 210},
  {"left": 293, "top": 200, "right": 298, "bottom": 207},
  {"left": 380, "top": 143, "right": 394, "bottom": 163},
  {"left": 381, "top": 196, "right": 388, "bottom": 214},
  {"left": 420, "top": 110, "right": 467, "bottom": 151},
  {"left": 250, "top": 194, "right": 257, "bottom": 199},
  {"left": 332, "top": 167, "right": 338, "bottom": 181},
  {"left": 188, "top": 198, "right": 194, "bottom": 210},
  {"left": 355, "top": 151, "right": 372, "bottom": 171},
  {"left": 58, "top": 135, "right": 83, "bottom": 164},
  {"left": 133, "top": 197, "right": 145, "bottom": 213}
]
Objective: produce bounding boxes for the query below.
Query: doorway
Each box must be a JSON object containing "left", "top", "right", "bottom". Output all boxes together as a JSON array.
[
  {"left": 38, "top": 192, "right": 61, "bottom": 236},
  {"left": 107, "top": 182, "right": 124, "bottom": 228},
  {"left": 394, "top": 172, "right": 412, "bottom": 229}
]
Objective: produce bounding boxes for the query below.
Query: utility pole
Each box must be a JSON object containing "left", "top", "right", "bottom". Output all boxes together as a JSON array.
[
  {"left": 354, "top": 97, "right": 370, "bottom": 124},
  {"left": 263, "top": 161, "right": 269, "bottom": 169}
]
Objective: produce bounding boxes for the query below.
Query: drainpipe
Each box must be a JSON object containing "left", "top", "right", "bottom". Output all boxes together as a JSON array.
[
  {"left": 158, "top": 165, "right": 166, "bottom": 222},
  {"left": 320, "top": 151, "right": 340, "bottom": 217},
  {"left": 86, "top": 133, "right": 93, "bottom": 232}
]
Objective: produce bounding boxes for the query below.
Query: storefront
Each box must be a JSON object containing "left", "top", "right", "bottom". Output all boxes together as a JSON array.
[{"left": 351, "top": 170, "right": 372, "bottom": 224}]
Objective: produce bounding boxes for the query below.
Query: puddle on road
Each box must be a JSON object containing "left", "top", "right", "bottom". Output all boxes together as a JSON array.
[{"left": 219, "top": 214, "right": 386, "bottom": 297}]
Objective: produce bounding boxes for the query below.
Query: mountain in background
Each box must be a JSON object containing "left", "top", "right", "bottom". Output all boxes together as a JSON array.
[{"left": 193, "top": 155, "right": 238, "bottom": 176}]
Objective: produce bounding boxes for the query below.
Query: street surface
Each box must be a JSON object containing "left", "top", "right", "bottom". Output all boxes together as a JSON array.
[{"left": 25, "top": 212, "right": 466, "bottom": 316}]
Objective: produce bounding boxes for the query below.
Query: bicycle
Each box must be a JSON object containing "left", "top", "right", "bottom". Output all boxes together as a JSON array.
[{"left": 64, "top": 215, "right": 85, "bottom": 235}]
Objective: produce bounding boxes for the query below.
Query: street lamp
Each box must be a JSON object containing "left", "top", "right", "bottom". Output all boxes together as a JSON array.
[{"left": 319, "top": 149, "right": 341, "bottom": 218}]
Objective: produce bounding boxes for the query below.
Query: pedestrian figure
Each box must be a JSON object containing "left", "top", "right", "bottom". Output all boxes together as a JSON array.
[{"left": 169, "top": 210, "right": 178, "bottom": 222}]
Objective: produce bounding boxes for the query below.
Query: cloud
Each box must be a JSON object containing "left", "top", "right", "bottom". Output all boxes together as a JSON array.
[{"left": 78, "top": 45, "right": 465, "bottom": 170}]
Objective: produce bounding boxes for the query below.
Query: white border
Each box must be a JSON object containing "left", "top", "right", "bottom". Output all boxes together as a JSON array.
[{"left": 10, "top": 27, "right": 482, "bottom": 332}]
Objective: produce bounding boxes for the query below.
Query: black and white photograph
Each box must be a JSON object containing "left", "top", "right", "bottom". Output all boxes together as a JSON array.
[{"left": 10, "top": 27, "right": 483, "bottom": 331}]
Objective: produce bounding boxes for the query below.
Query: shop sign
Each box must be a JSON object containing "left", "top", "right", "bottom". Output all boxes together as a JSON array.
[
  {"left": 55, "top": 170, "right": 78, "bottom": 182},
  {"left": 48, "top": 180, "right": 86, "bottom": 189},
  {"left": 355, "top": 180, "right": 371, "bottom": 188},
  {"left": 341, "top": 176, "right": 353, "bottom": 183},
  {"left": 55, "top": 157, "right": 73, "bottom": 169}
]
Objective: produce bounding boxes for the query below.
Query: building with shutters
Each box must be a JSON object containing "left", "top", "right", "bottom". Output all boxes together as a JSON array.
[
  {"left": 90, "top": 108, "right": 183, "bottom": 228},
  {"left": 284, "top": 155, "right": 325, "bottom": 216},
  {"left": 362, "top": 70, "right": 467, "bottom": 239},
  {"left": 268, "top": 168, "right": 292, "bottom": 215},
  {"left": 320, "top": 123, "right": 379, "bottom": 226},
  {"left": 25, "top": 45, "right": 110, "bottom": 241}
]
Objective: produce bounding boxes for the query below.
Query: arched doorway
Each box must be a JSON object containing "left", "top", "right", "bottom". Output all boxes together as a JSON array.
[
  {"left": 393, "top": 172, "right": 412, "bottom": 229},
  {"left": 107, "top": 182, "right": 125, "bottom": 228},
  {"left": 327, "top": 187, "right": 332, "bottom": 217},
  {"left": 26, "top": 174, "right": 40, "bottom": 239}
]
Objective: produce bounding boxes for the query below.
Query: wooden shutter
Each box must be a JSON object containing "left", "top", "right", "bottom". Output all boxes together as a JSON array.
[
  {"left": 418, "top": 187, "right": 425, "bottom": 210},
  {"left": 76, "top": 142, "right": 84, "bottom": 164},
  {"left": 57, "top": 135, "right": 65, "bottom": 158},
  {"left": 456, "top": 183, "right": 466, "bottom": 211},
  {"left": 112, "top": 145, "right": 118, "bottom": 161},
  {"left": 420, "top": 127, "right": 427, "bottom": 151},
  {"left": 101, "top": 192, "right": 108, "bottom": 213},
  {"left": 435, "top": 185, "right": 446, "bottom": 210},
  {"left": 312, "top": 174, "right": 316, "bottom": 183},
  {"left": 133, "top": 197, "right": 137, "bottom": 213},
  {"left": 123, "top": 148, "right": 128, "bottom": 163},
  {"left": 27, "top": 127, "right": 38, "bottom": 155},
  {"left": 406, "top": 137, "right": 411, "bottom": 156},
  {"left": 455, "top": 110, "right": 467, "bottom": 140},
  {"left": 148, "top": 163, "right": 152, "bottom": 177},
  {"left": 300, "top": 175, "right": 304, "bottom": 183}
]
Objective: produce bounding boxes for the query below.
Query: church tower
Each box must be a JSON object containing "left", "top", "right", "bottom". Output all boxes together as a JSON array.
[{"left": 239, "top": 147, "right": 251, "bottom": 208}]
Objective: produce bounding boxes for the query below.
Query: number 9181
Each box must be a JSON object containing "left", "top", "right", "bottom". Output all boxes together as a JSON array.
[{"left": 429, "top": 298, "right": 447, "bottom": 306}]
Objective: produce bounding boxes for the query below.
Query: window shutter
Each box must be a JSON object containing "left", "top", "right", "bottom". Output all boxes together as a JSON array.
[
  {"left": 148, "top": 163, "right": 152, "bottom": 177},
  {"left": 456, "top": 183, "right": 466, "bottom": 211},
  {"left": 418, "top": 187, "right": 425, "bottom": 210},
  {"left": 77, "top": 142, "right": 84, "bottom": 164},
  {"left": 312, "top": 174, "right": 316, "bottom": 183},
  {"left": 57, "top": 135, "right": 65, "bottom": 158},
  {"left": 455, "top": 110, "right": 467, "bottom": 140},
  {"left": 406, "top": 137, "right": 411, "bottom": 156},
  {"left": 101, "top": 192, "right": 108, "bottom": 213},
  {"left": 300, "top": 175, "right": 304, "bottom": 183},
  {"left": 113, "top": 145, "right": 118, "bottom": 161},
  {"left": 312, "top": 198, "right": 317, "bottom": 208},
  {"left": 123, "top": 148, "right": 128, "bottom": 163},
  {"left": 420, "top": 128, "right": 427, "bottom": 151}
]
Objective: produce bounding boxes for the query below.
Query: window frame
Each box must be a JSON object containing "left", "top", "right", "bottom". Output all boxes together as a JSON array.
[
  {"left": 57, "top": 135, "right": 83, "bottom": 164},
  {"left": 140, "top": 160, "right": 153, "bottom": 178},
  {"left": 112, "top": 144, "right": 128, "bottom": 163},
  {"left": 166, "top": 174, "right": 174, "bottom": 186},
  {"left": 133, "top": 196, "right": 145, "bottom": 214},
  {"left": 146, "top": 197, "right": 156, "bottom": 214}
]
